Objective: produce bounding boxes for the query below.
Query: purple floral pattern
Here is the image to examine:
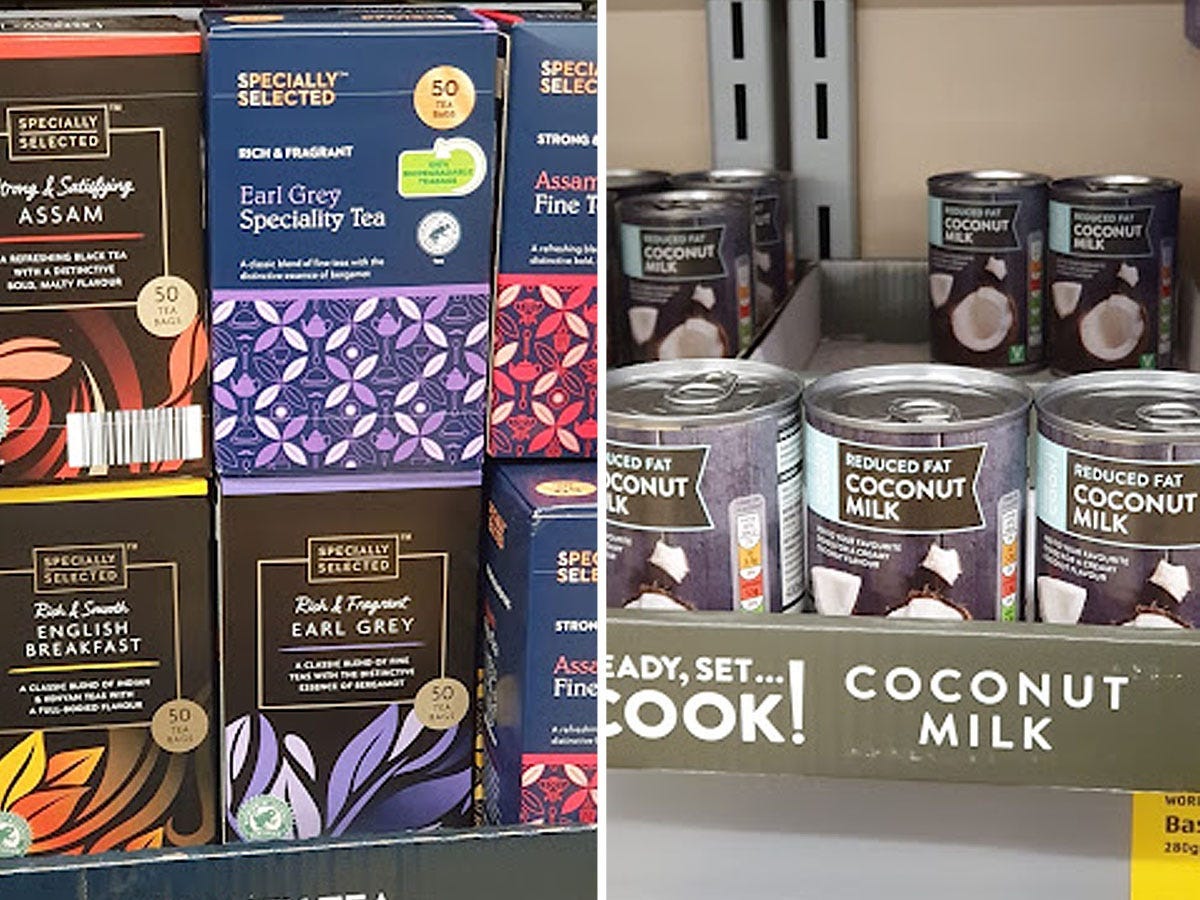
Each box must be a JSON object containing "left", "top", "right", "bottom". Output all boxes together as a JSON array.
[
  {"left": 225, "top": 706, "right": 471, "bottom": 841},
  {"left": 212, "top": 287, "right": 489, "bottom": 475}
]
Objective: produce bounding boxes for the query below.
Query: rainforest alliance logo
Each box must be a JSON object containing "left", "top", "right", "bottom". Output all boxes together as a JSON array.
[
  {"left": 0, "top": 810, "right": 31, "bottom": 857},
  {"left": 237, "top": 794, "right": 292, "bottom": 841}
]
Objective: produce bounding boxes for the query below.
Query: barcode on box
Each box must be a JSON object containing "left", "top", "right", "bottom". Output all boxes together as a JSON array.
[{"left": 66, "top": 405, "right": 203, "bottom": 469}]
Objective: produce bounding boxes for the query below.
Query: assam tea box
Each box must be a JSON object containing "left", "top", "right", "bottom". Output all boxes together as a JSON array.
[
  {"left": 0, "top": 17, "right": 209, "bottom": 487},
  {"left": 217, "top": 473, "right": 481, "bottom": 842},
  {"left": 0, "top": 478, "right": 216, "bottom": 858},
  {"left": 203, "top": 9, "right": 497, "bottom": 477},
  {"left": 481, "top": 461, "right": 597, "bottom": 824},
  {"left": 486, "top": 12, "right": 598, "bottom": 459}
]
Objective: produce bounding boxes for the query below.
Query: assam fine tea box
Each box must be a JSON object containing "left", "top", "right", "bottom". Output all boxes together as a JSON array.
[
  {"left": 0, "top": 478, "right": 216, "bottom": 858},
  {"left": 481, "top": 461, "right": 597, "bottom": 824},
  {"left": 203, "top": 9, "right": 497, "bottom": 477},
  {"left": 486, "top": 12, "right": 598, "bottom": 459},
  {"left": 217, "top": 474, "right": 481, "bottom": 841},
  {"left": 0, "top": 17, "right": 209, "bottom": 486}
]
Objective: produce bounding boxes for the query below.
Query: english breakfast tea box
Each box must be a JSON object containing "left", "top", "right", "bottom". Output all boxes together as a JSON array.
[
  {"left": 217, "top": 474, "right": 481, "bottom": 841},
  {"left": 481, "top": 461, "right": 597, "bottom": 824},
  {"left": 0, "top": 17, "right": 209, "bottom": 486},
  {"left": 0, "top": 478, "right": 216, "bottom": 858},
  {"left": 203, "top": 9, "right": 497, "bottom": 477},
  {"left": 485, "top": 12, "right": 598, "bottom": 459}
]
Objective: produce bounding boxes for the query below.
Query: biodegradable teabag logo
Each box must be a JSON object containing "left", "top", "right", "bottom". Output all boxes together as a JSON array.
[
  {"left": 7, "top": 105, "right": 110, "bottom": 161},
  {"left": 33, "top": 544, "right": 128, "bottom": 594},
  {"left": 307, "top": 535, "right": 400, "bottom": 583},
  {"left": 236, "top": 795, "right": 293, "bottom": 842},
  {"left": 0, "top": 812, "right": 31, "bottom": 858}
]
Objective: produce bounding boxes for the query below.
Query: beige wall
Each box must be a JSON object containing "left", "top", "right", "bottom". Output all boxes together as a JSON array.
[
  {"left": 607, "top": 0, "right": 711, "bottom": 172},
  {"left": 609, "top": 0, "right": 1200, "bottom": 270}
]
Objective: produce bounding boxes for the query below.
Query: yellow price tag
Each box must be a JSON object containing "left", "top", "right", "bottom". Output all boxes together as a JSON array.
[{"left": 1131, "top": 793, "right": 1200, "bottom": 898}]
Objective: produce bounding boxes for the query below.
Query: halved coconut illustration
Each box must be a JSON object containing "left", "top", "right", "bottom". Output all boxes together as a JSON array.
[
  {"left": 1123, "top": 608, "right": 1188, "bottom": 629},
  {"left": 628, "top": 306, "right": 659, "bottom": 345},
  {"left": 656, "top": 316, "right": 729, "bottom": 360},
  {"left": 1078, "top": 293, "right": 1145, "bottom": 362},
  {"left": 1037, "top": 575, "right": 1086, "bottom": 624},
  {"left": 624, "top": 590, "right": 694, "bottom": 611},
  {"left": 889, "top": 543, "right": 971, "bottom": 619},
  {"left": 929, "top": 272, "right": 954, "bottom": 310},
  {"left": 949, "top": 285, "right": 1017, "bottom": 354},
  {"left": 810, "top": 566, "right": 861, "bottom": 616},
  {"left": 1052, "top": 281, "right": 1082, "bottom": 318},
  {"left": 886, "top": 594, "right": 969, "bottom": 620}
]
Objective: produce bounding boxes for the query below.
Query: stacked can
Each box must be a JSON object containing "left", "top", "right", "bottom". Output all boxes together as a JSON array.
[
  {"left": 0, "top": 17, "right": 218, "bottom": 858},
  {"left": 671, "top": 168, "right": 798, "bottom": 328},
  {"left": 1046, "top": 175, "right": 1180, "bottom": 373},
  {"left": 608, "top": 169, "right": 671, "bottom": 367},
  {"left": 615, "top": 190, "right": 756, "bottom": 363},
  {"left": 204, "top": 9, "right": 495, "bottom": 843}
]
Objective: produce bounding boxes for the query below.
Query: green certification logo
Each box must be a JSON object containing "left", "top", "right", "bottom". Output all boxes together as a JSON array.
[
  {"left": 237, "top": 795, "right": 293, "bottom": 842},
  {"left": 0, "top": 811, "right": 31, "bottom": 858},
  {"left": 398, "top": 137, "right": 487, "bottom": 198}
]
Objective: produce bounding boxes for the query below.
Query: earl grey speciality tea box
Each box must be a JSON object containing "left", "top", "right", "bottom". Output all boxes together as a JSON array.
[
  {"left": 0, "top": 17, "right": 209, "bottom": 486},
  {"left": 0, "top": 478, "right": 216, "bottom": 858},
  {"left": 217, "top": 474, "right": 481, "bottom": 842}
]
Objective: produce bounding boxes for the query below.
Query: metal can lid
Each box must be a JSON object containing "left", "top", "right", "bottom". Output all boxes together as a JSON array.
[
  {"left": 1037, "top": 371, "right": 1200, "bottom": 440},
  {"left": 927, "top": 170, "right": 1051, "bottom": 193},
  {"left": 608, "top": 359, "right": 803, "bottom": 429},
  {"left": 1050, "top": 174, "right": 1182, "bottom": 200},
  {"left": 608, "top": 168, "right": 671, "bottom": 195},
  {"left": 804, "top": 364, "right": 1031, "bottom": 433},
  {"left": 617, "top": 188, "right": 752, "bottom": 222},
  {"left": 671, "top": 168, "right": 790, "bottom": 191}
]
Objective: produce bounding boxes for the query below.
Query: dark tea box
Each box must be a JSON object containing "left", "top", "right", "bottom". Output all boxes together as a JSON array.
[
  {"left": 0, "top": 17, "right": 209, "bottom": 487},
  {"left": 204, "top": 9, "right": 497, "bottom": 477},
  {"left": 481, "top": 461, "right": 597, "bottom": 825},
  {"left": 0, "top": 478, "right": 216, "bottom": 858},
  {"left": 485, "top": 12, "right": 598, "bottom": 459},
  {"left": 217, "top": 474, "right": 481, "bottom": 841}
]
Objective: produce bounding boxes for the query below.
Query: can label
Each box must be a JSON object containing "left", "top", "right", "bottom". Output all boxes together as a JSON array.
[
  {"left": 928, "top": 195, "right": 1044, "bottom": 368},
  {"left": 607, "top": 411, "right": 802, "bottom": 613},
  {"left": 1047, "top": 197, "right": 1177, "bottom": 372},
  {"left": 1036, "top": 433, "right": 1200, "bottom": 628},
  {"left": 619, "top": 221, "right": 751, "bottom": 362},
  {"left": 750, "top": 193, "right": 790, "bottom": 322},
  {"left": 806, "top": 421, "right": 1026, "bottom": 621}
]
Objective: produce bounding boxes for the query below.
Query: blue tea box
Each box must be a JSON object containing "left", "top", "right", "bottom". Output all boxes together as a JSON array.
[
  {"left": 484, "top": 12, "right": 598, "bottom": 460},
  {"left": 203, "top": 9, "right": 497, "bottom": 476},
  {"left": 481, "top": 461, "right": 597, "bottom": 825}
]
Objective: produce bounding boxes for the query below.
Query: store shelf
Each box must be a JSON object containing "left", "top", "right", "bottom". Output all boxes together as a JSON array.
[
  {"left": 0, "top": 825, "right": 595, "bottom": 900},
  {"left": 607, "top": 609, "right": 1200, "bottom": 791}
]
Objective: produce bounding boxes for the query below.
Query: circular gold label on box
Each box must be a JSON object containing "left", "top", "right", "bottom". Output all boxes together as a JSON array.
[
  {"left": 413, "top": 66, "right": 476, "bottom": 130},
  {"left": 138, "top": 275, "right": 199, "bottom": 338},
  {"left": 151, "top": 699, "right": 209, "bottom": 753},
  {"left": 535, "top": 479, "right": 597, "bottom": 498},
  {"left": 414, "top": 677, "right": 470, "bottom": 730}
]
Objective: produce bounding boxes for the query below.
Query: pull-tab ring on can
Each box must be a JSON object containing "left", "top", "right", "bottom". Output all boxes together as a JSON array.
[
  {"left": 665, "top": 371, "right": 740, "bottom": 408},
  {"left": 887, "top": 396, "right": 962, "bottom": 424}
]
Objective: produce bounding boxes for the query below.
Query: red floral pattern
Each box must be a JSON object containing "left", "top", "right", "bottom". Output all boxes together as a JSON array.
[
  {"left": 489, "top": 275, "right": 597, "bottom": 458},
  {"left": 518, "top": 754, "right": 597, "bottom": 825}
]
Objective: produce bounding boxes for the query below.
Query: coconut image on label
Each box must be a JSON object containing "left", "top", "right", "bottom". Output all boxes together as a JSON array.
[
  {"left": 805, "top": 364, "right": 1031, "bottom": 621},
  {"left": 616, "top": 189, "right": 755, "bottom": 363},
  {"left": 1035, "top": 371, "right": 1200, "bottom": 627},
  {"left": 1046, "top": 175, "right": 1180, "bottom": 373},
  {"left": 927, "top": 171, "right": 1049, "bottom": 370},
  {"left": 607, "top": 360, "right": 804, "bottom": 613},
  {"left": 670, "top": 169, "right": 798, "bottom": 325}
]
